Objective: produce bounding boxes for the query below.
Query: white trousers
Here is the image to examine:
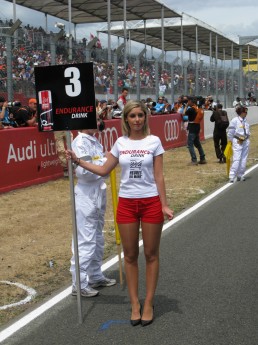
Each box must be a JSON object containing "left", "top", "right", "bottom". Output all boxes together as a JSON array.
[
  {"left": 229, "top": 138, "right": 250, "bottom": 179},
  {"left": 70, "top": 182, "right": 106, "bottom": 289}
]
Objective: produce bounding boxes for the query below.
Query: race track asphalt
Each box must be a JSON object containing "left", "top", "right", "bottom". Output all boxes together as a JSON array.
[{"left": 1, "top": 166, "right": 258, "bottom": 345}]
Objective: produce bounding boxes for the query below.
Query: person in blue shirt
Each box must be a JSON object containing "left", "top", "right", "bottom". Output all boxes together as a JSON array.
[
  {"left": 0, "top": 96, "right": 16, "bottom": 128},
  {"left": 151, "top": 97, "right": 165, "bottom": 115}
]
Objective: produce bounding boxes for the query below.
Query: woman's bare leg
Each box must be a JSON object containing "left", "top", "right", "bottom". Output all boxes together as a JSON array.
[
  {"left": 118, "top": 222, "right": 141, "bottom": 320},
  {"left": 141, "top": 221, "right": 163, "bottom": 320}
]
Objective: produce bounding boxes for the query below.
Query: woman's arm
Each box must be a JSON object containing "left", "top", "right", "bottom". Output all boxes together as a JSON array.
[
  {"left": 153, "top": 154, "right": 174, "bottom": 220},
  {"left": 66, "top": 149, "right": 118, "bottom": 177}
]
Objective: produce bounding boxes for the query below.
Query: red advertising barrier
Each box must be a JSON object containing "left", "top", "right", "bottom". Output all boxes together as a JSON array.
[
  {"left": 0, "top": 114, "right": 204, "bottom": 193},
  {"left": 0, "top": 128, "right": 63, "bottom": 193},
  {"left": 95, "top": 113, "right": 204, "bottom": 152}
]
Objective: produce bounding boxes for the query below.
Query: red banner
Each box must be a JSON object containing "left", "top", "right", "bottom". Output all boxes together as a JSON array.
[
  {"left": 0, "top": 128, "right": 63, "bottom": 193},
  {"left": 0, "top": 114, "right": 204, "bottom": 193}
]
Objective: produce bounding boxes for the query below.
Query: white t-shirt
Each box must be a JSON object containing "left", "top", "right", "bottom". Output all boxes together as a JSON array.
[{"left": 111, "top": 135, "right": 165, "bottom": 198}]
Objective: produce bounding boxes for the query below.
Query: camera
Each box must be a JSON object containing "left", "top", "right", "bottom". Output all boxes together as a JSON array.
[
  {"left": 146, "top": 101, "right": 156, "bottom": 107},
  {"left": 7, "top": 101, "right": 21, "bottom": 107}
]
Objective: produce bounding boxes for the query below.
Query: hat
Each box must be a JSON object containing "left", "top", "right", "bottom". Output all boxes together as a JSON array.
[
  {"left": 0, "top": 96, "right": 6, "bottom": 102},
  {"left": 100, "top": 99, "right": 107, "bottom": 104},
  {"left": 29, "top": 98, "right": 37, "bottom": 104}
]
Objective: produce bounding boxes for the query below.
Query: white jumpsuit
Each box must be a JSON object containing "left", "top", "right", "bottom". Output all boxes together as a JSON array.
[
  {"left": 70, "top": 132, "right": 107, "bottom": 289},
  {"left": 227, "top": 116, "right": 250, "bottom": 180}
]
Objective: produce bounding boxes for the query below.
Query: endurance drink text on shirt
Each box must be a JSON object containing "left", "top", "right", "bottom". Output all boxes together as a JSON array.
[{"left": 111, "top": 135, "right": 165, "bottom": 198}]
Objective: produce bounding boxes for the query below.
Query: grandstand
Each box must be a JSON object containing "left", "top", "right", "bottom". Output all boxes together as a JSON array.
[{"left": 0, "top": 2, "right": 257, "bottom": 106}]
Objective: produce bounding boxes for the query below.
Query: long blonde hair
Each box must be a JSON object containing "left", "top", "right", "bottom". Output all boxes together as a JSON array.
[{"left": 121, "top": 100, "right": 150, "bottom": 137}]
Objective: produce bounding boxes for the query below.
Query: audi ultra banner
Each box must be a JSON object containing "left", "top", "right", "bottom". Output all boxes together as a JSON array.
[{"left": 34, "top": 62, "right": 96, "bottom": 132}]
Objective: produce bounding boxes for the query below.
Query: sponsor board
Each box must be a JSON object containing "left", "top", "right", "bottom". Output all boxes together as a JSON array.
[{"left": 35, "top": 63, "right": 96, "bottom": 131}]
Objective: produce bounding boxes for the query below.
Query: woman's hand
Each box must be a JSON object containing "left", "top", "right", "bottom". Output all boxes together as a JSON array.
[{"left": 162, "top": 206, "right": 174, "bottom": 221}]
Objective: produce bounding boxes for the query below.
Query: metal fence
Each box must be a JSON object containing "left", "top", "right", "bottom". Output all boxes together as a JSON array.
[{"left": 0, "top": 23, "right": 257, "bottom": 108}]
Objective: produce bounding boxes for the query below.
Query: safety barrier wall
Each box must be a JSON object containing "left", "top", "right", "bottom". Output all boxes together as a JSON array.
[
  {"left": 2, "top": 105, "right": 258, "bottom": 194},
  {"left": 204, "top": 106, "right": 258, "bottom": 139},
  {"left": 1, "top": 106, "right": 257, "bottom": 194},
  {"left": 0, "top": 127, "right": 63, "bottom": 193},
  {"left": 1, "top": 113, "right": 204, "bottom": 193}
]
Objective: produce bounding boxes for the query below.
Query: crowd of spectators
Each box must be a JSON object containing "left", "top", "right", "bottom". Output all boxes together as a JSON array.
[
  {"left": 0, "top": 95, "right": 38, "bottom": 129},
  {"left": 0, "top": 18, "right": 257, "bottom": 130},
  {"left": 1, "top": 19, "right": 256, "bottom": 95},
  {"left": 1, "top": 41, "right": 253, "bottom": 100}
]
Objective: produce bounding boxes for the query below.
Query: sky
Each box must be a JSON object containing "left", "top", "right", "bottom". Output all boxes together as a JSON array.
[
  {"left": 164, "top": 0, "right": 258, "bottom": 37},
  {"left": 0, "top": 0, "right": 258, "bottom": 54}
]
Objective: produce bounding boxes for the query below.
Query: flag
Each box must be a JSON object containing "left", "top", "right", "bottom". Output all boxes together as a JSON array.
[
  {"left": 96, "top": 37, "right": 102, "bottom": 49},
  {"left": 224, "top": 141, "right": 233, "bottom": 177},
  {"left": 90, "top": 33, "right": 102, "bottom": 48}
]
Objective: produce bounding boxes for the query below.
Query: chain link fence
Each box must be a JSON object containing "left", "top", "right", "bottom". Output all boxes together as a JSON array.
[{"left": 0, "top": 21, "right": 257, "bottom": 108}]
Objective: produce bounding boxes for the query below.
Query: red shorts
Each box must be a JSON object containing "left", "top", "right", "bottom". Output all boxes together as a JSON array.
[{"left": 116, "top": 196, "right": 164, "bottom": 224}]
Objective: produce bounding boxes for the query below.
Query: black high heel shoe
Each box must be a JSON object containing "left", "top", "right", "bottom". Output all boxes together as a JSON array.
[
  {"left": 141, "top": 306, "right": 154, "bottom": 327},
  {"left": 130, "top": 304, "right": 142, "bottom": 327}
]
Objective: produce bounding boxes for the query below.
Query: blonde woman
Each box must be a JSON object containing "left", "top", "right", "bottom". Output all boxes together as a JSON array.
[{"left": 66, "top": 100, "right": 173, "bottom": 327}]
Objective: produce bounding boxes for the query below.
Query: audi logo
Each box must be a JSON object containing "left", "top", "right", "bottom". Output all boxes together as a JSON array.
[
  {"left": 164, "top": 119, "right": 179, "bottom": 141},
  {"left": 94, "top": 127, "right": 119, "bottom": 151}
]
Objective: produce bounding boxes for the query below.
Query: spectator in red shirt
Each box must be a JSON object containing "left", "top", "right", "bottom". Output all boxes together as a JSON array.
[{"left": 117, "top": 87, "right": 128, "bottom": 111}]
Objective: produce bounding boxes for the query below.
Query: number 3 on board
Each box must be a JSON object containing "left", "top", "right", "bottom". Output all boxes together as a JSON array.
[{"left": 64, "top": 67, "right": 81, "bottom": 97}]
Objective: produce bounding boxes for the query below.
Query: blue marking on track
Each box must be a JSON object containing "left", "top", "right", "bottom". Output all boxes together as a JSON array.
[{"left": 99, "top": 320, "right": 130, "bottom": 331}]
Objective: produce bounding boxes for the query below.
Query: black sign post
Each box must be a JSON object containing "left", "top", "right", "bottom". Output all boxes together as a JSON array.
[{"left": 35, "top": 63, "right": 97, "bottom": 324}]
